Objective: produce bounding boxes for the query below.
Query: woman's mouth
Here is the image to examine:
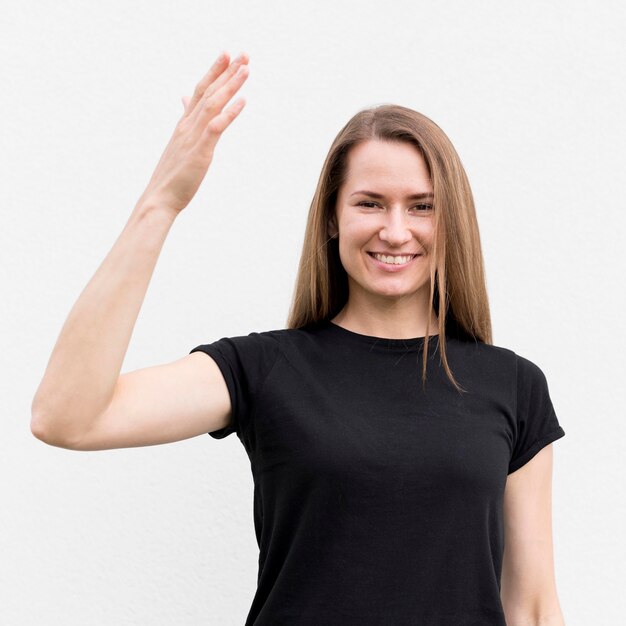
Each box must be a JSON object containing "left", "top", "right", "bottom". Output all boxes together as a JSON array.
[{"left": 366, "top": 251, "right": 421, "bottom": 271}]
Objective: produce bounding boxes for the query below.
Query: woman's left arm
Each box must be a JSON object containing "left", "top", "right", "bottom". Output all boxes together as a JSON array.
[{"left": 501, "top": 443, "right": 566, "bottom": 626}]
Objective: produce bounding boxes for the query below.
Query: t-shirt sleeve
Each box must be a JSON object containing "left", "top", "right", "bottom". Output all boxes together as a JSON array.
[
  {"left": 188, "top": 331, "right": 282, "bottom": 440},
  {"left": 508, "top": 353, "right": 566, "bottom": 474}
]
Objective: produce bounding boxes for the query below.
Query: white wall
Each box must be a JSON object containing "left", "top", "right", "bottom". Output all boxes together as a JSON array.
[{"left": 2, "top": 0, "right": 624, "bottom": 623}]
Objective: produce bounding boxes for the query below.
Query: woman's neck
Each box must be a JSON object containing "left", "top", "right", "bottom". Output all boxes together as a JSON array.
[{"left": 330, "top": 303, "right": 439, "bottom": 340}]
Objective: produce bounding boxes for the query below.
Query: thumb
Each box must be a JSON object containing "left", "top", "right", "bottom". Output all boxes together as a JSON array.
[{"left": 181, "top": 95, "right": 191, "bottom": 111}]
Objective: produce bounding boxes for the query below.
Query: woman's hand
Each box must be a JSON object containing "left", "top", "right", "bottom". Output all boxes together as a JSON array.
[{"left": 139, "top": 51, "right": 249, "bottom": 215}]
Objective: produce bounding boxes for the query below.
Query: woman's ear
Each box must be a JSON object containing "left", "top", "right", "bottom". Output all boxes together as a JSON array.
[{"left": 327, "top": 216, "right": 338, "bottom": 239}]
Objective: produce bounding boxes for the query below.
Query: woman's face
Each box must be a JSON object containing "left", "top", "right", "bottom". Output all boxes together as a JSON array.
[{"left": 331, "top": 139, "right": 436, "bottom": 303}]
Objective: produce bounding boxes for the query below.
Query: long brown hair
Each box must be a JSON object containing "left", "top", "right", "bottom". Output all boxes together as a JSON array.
[{"left": 285, "top": 104, "right": 492, "bottom": 392}]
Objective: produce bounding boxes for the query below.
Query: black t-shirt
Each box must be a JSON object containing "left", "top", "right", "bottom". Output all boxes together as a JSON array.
[{"left": 189, "top": 320, "right": 565, "bottom": 625}]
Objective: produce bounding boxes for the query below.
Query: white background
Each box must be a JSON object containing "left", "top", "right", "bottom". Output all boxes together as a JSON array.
[{"left": 2, "top": 0, "right": 624, "bottom": 624}]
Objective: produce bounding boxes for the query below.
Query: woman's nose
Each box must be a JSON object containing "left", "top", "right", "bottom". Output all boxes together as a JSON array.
[{"left": 379, "top": 210, "right": 412, "bottom": 246}]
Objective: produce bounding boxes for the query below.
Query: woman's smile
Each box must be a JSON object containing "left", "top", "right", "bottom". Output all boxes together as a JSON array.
[{"left": 366, "top": 251, "right": 422, "bottom": 271}]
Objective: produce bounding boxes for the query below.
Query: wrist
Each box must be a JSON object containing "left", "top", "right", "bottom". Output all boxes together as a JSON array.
[{"left": 133, "top": 195, "right": 180, "bottom": 224}]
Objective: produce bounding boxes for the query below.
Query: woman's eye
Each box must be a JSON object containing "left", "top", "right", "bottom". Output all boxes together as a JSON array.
[{"left": 357, "top": 201, "right": 433, "bottom": 212}]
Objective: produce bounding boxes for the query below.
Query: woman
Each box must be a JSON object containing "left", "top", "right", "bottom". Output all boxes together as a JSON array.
[{"left": 31, "top": 51, "right": 567, "bottom": 625}]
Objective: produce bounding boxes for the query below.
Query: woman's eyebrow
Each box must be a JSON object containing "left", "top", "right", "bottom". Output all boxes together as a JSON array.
[{"left": 350, "top": 190, "right": 434, "bottom": 200}]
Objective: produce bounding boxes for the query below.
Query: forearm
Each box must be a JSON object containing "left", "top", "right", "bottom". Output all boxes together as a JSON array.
[{"left": 31, "top": 198, "right": 177, "bottom": 445}]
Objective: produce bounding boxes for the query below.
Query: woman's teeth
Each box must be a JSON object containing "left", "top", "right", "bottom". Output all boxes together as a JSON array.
[{"left": 369, "top": 253, "right": 417, "bottom": 265}]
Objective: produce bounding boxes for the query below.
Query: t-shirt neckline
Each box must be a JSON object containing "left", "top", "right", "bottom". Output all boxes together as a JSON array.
[{"left": 324, "top": 320, "right": 440, "bottom": 351}]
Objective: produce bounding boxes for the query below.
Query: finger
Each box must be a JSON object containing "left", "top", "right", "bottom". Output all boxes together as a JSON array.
[
  {"left": 201, "top": 98, "right": 246, "bottom": 152},
  {"left": 182, "top": 51, "right": 230, "bottom": 119},
  {"left": 181, "top": 96, "right": 190, "bottom": 111},
  {"left": 204, "top": 52, "right": 249, "bottom": 100},
  {"left": 185, "top": 52, "right": 250, "bottom": 129},
  {"left": 198, "top": 98, "right": 246, "bottom": 154},
  {"left": 192, "top": 63, "right": 249, "bottom": 132}
]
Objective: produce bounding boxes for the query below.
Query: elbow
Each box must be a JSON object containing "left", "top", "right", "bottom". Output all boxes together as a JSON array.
[
  {"left": 30, "top": 413, "right": 48, "bottom": 443},
  {"left": 30, "top": 407, "right": 82, "bottom": 450},
  {"left": 30, "top": 403, "right": 51, "bottom": 443}
]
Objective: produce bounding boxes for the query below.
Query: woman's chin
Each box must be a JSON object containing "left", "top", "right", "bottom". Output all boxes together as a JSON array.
[{"left": 366, "top": 284, "right": 423, "bottom": 299}]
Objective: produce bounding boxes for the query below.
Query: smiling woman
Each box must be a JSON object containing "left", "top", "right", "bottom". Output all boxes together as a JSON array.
[
  {"left": 185, "top": 105, "right": 565, "bottom": 624},
  {"left": 32, "top": 68, "right": 565, "bottom": 625}
]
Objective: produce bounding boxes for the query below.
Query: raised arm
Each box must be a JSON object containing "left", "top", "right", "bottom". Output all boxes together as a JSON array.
[{"left": 31, "top": 51, "right": 249, "bottom": 450}]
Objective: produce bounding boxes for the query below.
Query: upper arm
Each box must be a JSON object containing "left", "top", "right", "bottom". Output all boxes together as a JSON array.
[
  {"left": 501, "top": 443, "right": 563, "bottom": 621},
  {"left": 68, "top": 351, "right": 232, "bottom": 451}
]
